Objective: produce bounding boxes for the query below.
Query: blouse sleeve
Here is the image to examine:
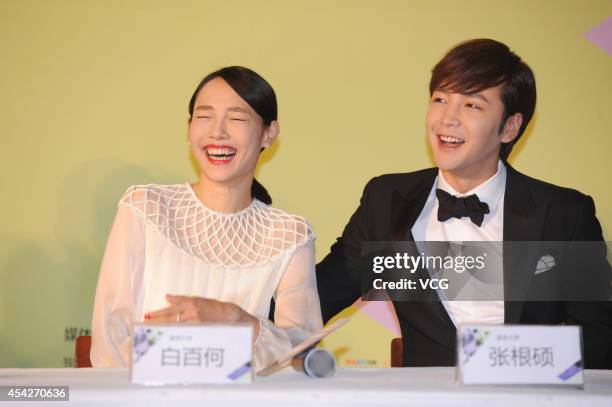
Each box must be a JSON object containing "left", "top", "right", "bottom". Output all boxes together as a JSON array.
[
  {"left": 90, "top": 204, "right": 145, "bottom": 367},
  {"left": 253, "top": 239, "right": 324, "bottom": 370}
]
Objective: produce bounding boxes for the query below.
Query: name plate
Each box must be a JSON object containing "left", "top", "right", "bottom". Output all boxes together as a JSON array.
[
  {"left": 456, "top": 325, "right": 584, "bottom": 387},
  {"left": 130, "top": 323, "right": 253, "bottom": 385}
]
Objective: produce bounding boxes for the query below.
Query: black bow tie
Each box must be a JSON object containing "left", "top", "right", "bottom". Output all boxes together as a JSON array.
[{"left": 436, "top": 188, "right": 490, "bottom": 227}]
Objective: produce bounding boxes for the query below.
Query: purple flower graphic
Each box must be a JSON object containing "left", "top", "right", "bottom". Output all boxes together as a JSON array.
[
  {"left": 460, "top": 328, "right": 490, "bottom": 364},
  {"left": 133, "top": 327, "right": 163, "bottom": 363}
]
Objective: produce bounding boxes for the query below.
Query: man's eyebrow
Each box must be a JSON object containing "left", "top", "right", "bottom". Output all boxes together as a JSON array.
[
  {"left": 466, "top": 92, "right": 489, "bottom": 103},
  {"left": 194, "top": 105, "right": 213, "bottom": 111},
  {"left": 433, "top": 88, "right": 490, "bottom": 103}
]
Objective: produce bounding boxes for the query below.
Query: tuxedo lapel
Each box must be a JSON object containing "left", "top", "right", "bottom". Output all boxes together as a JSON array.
[
  {"left": 503, "top": 165, "right": 549, "bottom": 323},
  {"left": 389, "top": 169, "right": 456, "bottom": 343},
  {"left": 390, "top": 169, "right": 437, "bottom": 241}
]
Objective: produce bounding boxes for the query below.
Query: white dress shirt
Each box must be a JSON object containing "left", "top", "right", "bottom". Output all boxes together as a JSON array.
[{"left": 411, "top": 161, "right": 506, "bottom": 326}]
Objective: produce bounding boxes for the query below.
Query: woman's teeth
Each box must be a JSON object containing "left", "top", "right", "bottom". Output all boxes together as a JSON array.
[{"left": 206, "top": 147, "right": 236, "bottom": 158}]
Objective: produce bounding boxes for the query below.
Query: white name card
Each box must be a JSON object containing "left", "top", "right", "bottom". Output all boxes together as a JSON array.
[
  {"left": 456, "top": 324, "right": 584, "bottom": 387},
  {"left": 130, "top": 323, "right": 253, "bottom": 385}
]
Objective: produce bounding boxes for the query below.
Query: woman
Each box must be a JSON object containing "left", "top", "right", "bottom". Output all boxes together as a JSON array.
[{"left": 90, "top": 66, "right": 323, "bottom": 370}]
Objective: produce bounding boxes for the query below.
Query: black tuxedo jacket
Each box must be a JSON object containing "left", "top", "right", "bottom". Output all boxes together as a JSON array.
[{"left": 316, "top": 165, "right": 612, "bottom": 368}]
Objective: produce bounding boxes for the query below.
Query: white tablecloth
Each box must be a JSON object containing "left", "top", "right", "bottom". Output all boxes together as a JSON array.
[{"left": 1, "top": 367, "right": 611, "bottom": 406}]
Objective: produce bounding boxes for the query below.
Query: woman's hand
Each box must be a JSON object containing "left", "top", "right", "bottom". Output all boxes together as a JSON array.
[{"left": 144, "top": 294, "right": 260, "bottom": 338}]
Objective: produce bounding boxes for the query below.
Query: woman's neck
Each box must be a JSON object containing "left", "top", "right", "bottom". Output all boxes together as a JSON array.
[{"left": 191, "top": 176, "right": 253, "bottom": 213}]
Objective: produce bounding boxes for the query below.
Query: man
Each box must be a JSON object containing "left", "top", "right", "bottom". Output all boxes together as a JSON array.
[{"left": 316, "top": 38, "right": 612, "bottom": 368}]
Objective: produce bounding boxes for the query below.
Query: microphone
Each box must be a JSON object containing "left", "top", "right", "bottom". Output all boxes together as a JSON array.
[{"left": 291, "top": 348, "right": 336, "bottom": 378}]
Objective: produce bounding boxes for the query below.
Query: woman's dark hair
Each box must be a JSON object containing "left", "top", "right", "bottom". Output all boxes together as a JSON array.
[
  {"left": 430, "top": 39, "right": 536, "bottom": 161},
  {"left": 188, "top": 66, "right": 276, "bottom": 204},
  {"left": 251, "top": 178, "right": 272, "bottom": 205},
  {"left": 188, "top": 66, "right": 277, "bottom": 126}
]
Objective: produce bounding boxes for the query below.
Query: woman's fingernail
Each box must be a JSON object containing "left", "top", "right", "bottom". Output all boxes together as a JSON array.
[{"left": 144, "top": 313, "right": 151, "bottom": 320}]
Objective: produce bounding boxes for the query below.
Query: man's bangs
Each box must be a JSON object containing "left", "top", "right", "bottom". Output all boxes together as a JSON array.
[{"left": 432, "top": 73, "right": 506, "bottom": 96}]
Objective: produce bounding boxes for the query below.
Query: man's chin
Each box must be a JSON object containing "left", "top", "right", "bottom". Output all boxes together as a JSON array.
[{"left": 432, "top": 157, "right": 464, "bottom": 173}]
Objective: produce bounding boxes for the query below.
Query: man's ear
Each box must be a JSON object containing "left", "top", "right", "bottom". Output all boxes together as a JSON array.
[
  {"left": 500, "top": 113, "right": 523, "bottom": 143},
  {"left": 261, "top": 120, "right": 279, "bottom": 149}
]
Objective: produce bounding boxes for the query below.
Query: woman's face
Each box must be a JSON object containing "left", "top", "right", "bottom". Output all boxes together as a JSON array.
[{"left": 188, "top": 77, "right": 277, "bottom": 186}]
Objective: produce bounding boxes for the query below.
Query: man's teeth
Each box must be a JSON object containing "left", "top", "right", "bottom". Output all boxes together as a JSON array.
[
  {"left": 206, "top": 147, "right": 236, "bottom": 158},
  {"left": 440, "top": 135, "right": 464, "bottom": 144}
]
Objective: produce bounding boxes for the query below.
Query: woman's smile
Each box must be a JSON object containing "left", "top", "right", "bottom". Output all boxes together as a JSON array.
[{"left": 204, "top": 144, "right": 237, "bottom": 165}]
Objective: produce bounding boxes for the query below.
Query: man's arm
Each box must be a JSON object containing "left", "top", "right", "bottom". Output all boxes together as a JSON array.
[
  {"left": 564, "top": 194, "right": 612, "bottom": 369},
  {"left": 316, "top": 177, "right": 379, "bottom": 323}
]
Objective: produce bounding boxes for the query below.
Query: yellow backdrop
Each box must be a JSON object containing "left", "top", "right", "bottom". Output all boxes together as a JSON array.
[{"left": 0, "top": 0, "right": 610, "bottom": 367}]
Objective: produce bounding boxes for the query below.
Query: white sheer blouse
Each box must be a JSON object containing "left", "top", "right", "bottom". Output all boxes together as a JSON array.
[{"left": 90, "top": 183, "right": 323, "bottom": 370}]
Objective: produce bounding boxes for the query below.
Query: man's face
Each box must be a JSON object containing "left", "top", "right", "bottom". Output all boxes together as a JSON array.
[{"left": 426, "top": 85, "right": 517, "bottom": 181}]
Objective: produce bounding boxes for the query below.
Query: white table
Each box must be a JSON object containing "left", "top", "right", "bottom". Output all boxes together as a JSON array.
[{"left": 1, "top": 367, "right": 611, "bottom": 406}]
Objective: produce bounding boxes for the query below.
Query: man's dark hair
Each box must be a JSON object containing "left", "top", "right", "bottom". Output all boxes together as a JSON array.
[{"left": 430, "top": 39, "right": 536, "bottom": 160}]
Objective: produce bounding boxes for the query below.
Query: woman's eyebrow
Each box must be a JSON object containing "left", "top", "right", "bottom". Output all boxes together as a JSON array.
[
  {"left": 194, "top": 105, "right": 251, "bottom": 114},
  {"left": 227, "top": 107, "right": 251, "bottom": 114}
]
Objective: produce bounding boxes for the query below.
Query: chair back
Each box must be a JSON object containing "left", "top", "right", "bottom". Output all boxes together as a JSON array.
[
  {"left": 75, "top": 335, "right": 92, "bottom": 368},
  {"left": 391, "top": 337, "right": 403, "bottom": 367}
]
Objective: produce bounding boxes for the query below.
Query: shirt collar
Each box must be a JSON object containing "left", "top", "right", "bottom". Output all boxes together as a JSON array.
[{"left": 436, "top": 160, "right": 507, "bottom": 214}]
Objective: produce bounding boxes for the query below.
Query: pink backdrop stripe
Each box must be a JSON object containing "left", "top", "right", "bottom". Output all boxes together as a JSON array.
[
  {"left": 355, "top": 299, "right": 401, "bottom": 336},
  {"left": 584, "top": 16, "right": 612, "bottom": 55}
]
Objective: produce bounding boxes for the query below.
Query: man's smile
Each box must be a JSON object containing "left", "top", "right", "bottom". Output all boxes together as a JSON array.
[{"left": 437, "top": 134, "right": 465, "bottom": 149}]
